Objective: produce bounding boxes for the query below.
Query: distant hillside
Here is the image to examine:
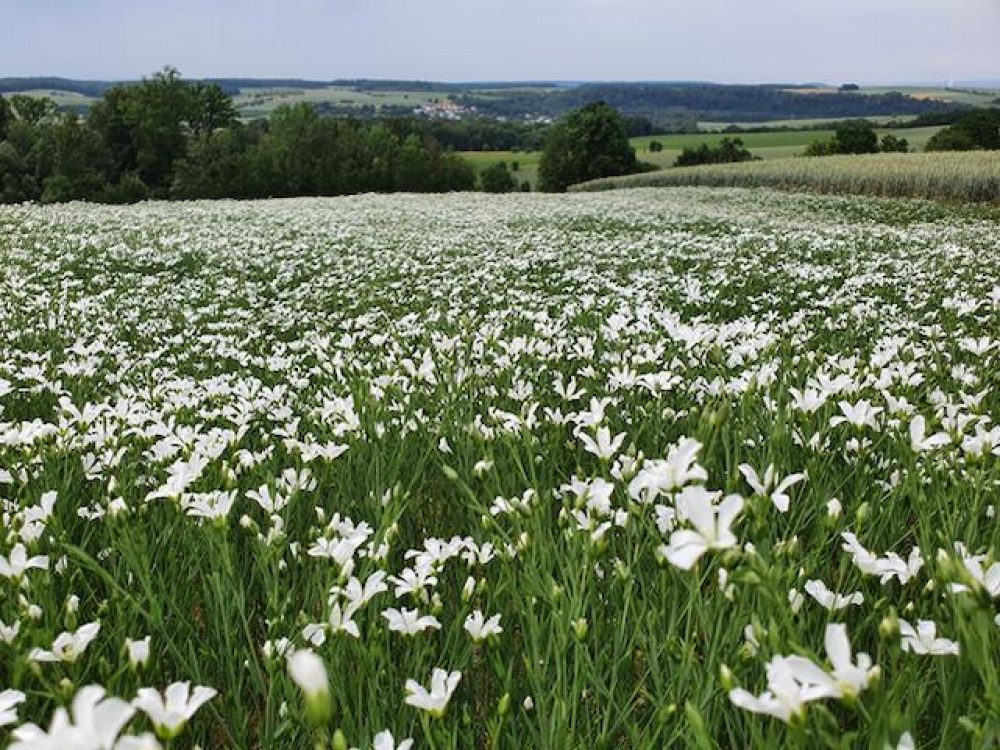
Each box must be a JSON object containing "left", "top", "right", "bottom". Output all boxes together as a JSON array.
[{"left": 0, "top": 77, "right": 980, "bottom": 124}]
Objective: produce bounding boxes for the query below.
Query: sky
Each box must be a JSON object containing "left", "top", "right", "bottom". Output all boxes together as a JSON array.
[{"left": 3, "top": 0, "right": 999, "bottom": 85}]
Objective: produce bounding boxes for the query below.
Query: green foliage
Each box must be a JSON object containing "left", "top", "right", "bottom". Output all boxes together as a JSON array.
[
  {"left": 479, "top": 161, "right": 516, "bottom": 193},
  {"left": 0, "top": 96, "right": 10, "bottom": 140},
  {"left": 926, "top": 109, "right": 1000, "bottom": 151},
  {"left": 648, "top": 140, "right": 664, "bottom": 153},
  {"left": 804, "top": 122, "right": 892, "bottom": 156},
  {"left": 833, "top": 121, "right": 880, "bottom": 154},
  {"left": 674, "top": 137, "right": 754, "bottom": 167},
  {"left": 538, "top": 101, "right": 638, "bottom": 192},
  {"left": 9, "top": 94, "right": 57, "bottom": 125},
  {"left": 0, "top": 68, "right": 479, "bottom": 204},
  {"left": 0, "top": 140, "right": 38, "bottom": 202},
  {"left": 34, "top": 114, "right": 111, "bottom": 203},
  {"left": 879, "top": 134, "right": 910, "bottom": 153}
]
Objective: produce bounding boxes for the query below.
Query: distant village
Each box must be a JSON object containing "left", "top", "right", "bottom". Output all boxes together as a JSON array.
[{"left": 413, "top": 98, "right": 552, "bottom": 124}]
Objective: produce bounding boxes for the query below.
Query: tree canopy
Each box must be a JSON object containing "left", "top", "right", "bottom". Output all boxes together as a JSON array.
[
  {"left": 0, "top": 68, "right": 478, "bottom": 204},
  {"left": 538, "top": 101, "right": 640, "bottom": 192}
]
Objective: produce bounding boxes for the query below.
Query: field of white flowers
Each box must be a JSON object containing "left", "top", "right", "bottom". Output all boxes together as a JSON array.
[{"left": 0, "top": 187, "right": 997, "bottom": 749}]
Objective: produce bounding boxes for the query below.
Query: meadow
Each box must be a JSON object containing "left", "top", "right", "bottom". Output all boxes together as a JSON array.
[
  {"left": 462, "top": 127, "right": 945, "bottom": 188},
  {"left": 573, "top": 151, "right": 1000, "bottom": 203},
  {"left": 0, "top": 188, "right": 997, "bottom": 749}
]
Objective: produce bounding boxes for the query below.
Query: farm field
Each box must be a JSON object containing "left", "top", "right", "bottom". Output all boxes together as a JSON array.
[
  {"left": 0, "top": 189, "right": 998, "bottom": 748},
  {"left": 697, "top": 115, "right": 919, "bottom": 130},
  {"left": 574, "top": 151, "right": 1000, "bottom": 203},
  {"left": 232, "top": 86, "right": 448, "bottom": 117},
  {"left": 463, "top": 127, "right": 946, "bottom": 185},
  {"left": 460, "top": 150, "right": 541, "bottom": 189}
]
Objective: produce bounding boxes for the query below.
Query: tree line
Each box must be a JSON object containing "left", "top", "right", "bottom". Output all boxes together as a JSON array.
[{"left": 0, "top": 68, "right": 477, "bottom": 203}]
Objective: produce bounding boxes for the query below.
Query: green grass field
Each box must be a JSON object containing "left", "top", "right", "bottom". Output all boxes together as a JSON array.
[
  {"left": 232, "top": 86, "right": 447, "bottom": 117},
  {"left": 461, "top": 126, "right": 947, "bottom": 186},
  {"left": 461, "top": 151, "right": 542, "bottom": 189},
  {"left": 697, "top": 115, "right": 919, "bottom": 130}
]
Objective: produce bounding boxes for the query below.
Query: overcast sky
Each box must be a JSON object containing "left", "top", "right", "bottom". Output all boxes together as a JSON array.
[{"left": 3, "top": 0, "right": 998, "bottom": 84}]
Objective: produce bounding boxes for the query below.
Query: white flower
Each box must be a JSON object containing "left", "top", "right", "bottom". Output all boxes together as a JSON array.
[
  {"left": 627, "top": 438, "right": 707, "bottom": 503},
  {"left": 382, "top": 607, "right": 441, "bottom": 636},
  {"left": 463, "top": 610, "right": 503, "bottom": 642},
  {"left": 804, "top": 579, "right": 864, "bottom": 611},
  {"left": 0, "top": 543, "right": 49, "bottom": 580},
  {"left": 132, "top": 682, "right": 218, "bottom": 739},
  {"left": 0, "top": 688, "right": 26, "bottom": 727},
  {"left": 114, "top": 735, "right": 162, "bottom": 750},
  {"left": 830, "top": 400, "right": 882, "bottom": 429},
  {"left": 822, "top": 623, "right": 878, "bottom": 698},
  {"left": 302, "top": 600, "right": 361, "bottom": 645},
  {"left": 909, "top": 415, "right": 951, "bottom": 453},
  {"left": 738, "top": 463, "right": 806, "bottom": 513},
  {"left": 30, "top": 621, "right": 101, "bottom": 663},
  {"left": 287, "top": 649, "right": 329, "bottom": 698},
  {"left": 10, "top": 685, "right": 134, "bottom": 749},
  {"left": 729, "top": 655, "right": 834, "bottom": 722},
  {"left": 899, "top": 619, "right": 960, "bottom": 656},
  {"left": 730, "top": 624, "right": 874, "bottom": 722},
  {"left": 959, "top": 556, "right": 1000, "bottom": 597},
  {"left": 579, "top": 426, "right": 626, "bottom": 460},
  {"left": 404, "top": 668, "right": 461, "bottom": 717},
  {"left": 0, "top": 617, "right": 20, "bottom": 644},
  {"left": 660, "top": 490, "right": 743, "bottom": 570},
  {"left": 373, "top": 730, "right": 414, "bottom": 750},
  {"left": 126, "top": 636, "right": 151, "bottom": 668}
]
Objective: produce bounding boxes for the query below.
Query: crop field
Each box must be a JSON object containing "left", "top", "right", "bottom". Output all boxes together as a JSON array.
[
  {"left": 0, "top": 188, "right": 997, "bottom": 748},
  {"left": 631, "top": 126, "right": 943, "bottom": 158},
  {"left": 575, "top": 151, "right": 1000, "bottom": 203},
  {"left": 461, "top": 151, "right": 541, "bottom": 189},
  {"left": 231, "top": 86, "right": 447, "bottom": 117}
]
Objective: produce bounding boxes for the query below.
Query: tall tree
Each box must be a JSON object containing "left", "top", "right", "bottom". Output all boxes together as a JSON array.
[
  {"left": 0, "top": 96, "right": 11, "bottom": 140},
  {"left": 538, "top": 101, "right": 638, "bottom": 192}
]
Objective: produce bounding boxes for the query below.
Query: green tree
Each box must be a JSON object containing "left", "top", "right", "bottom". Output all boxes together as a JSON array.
[
  {"left": 926, "top": 110, "right": 1000, "bottom": 151},
  {"left": 189, "top": 83, "right": 238, "bottom": 136},
  {"left": 479, "top": 161, "right": 516, "bottom": 193},
  {"left": 0, "top": 96, "right": 11, "bottom": 140},
  {"left": 89, "top": 66, "right": 197, "bottom": 192},
  {"left": 9, "top": 95, "right": 57, "bottom": 126},
  {"left": 172, "top": 127, "right": 253, "bottom": 199},
  {"left": 674, "top": 138, "right": 754, "bottom": 167},
  {"left": 538, "top": 101, "right": 638, "bottom": 192},
  {"left": 33, "top": 114, "right": 110, "bottom": 202},
  {"left": 0, "top": 140, "right": 39, "bottom": 202},
  {"left": 879, "top": 134, "right": 909, "bottom": 153},
  {"left": 925, "top": 127, "right": 978, "bottom": 151},
  {"left": 648, "top": 140, "right": 664, "bottom": 153},
  {"left": 833, "top": 121, "right": 879, "bottom": 154}
]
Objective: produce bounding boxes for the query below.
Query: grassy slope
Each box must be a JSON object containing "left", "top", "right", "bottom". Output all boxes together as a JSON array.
[{"left": 461, "top": 127, "right": 946, "bottom": 186}]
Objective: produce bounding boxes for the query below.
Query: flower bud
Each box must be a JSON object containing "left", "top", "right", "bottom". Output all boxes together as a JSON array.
[
  {"left": 719, "top": 664, "right": 736, "bottom": 692},
  {"left": 573, "top": 618, "right": 588, "bottom": 641},
  {"left": 879, "top": 611, "right": 900, "bottom": 641},
  {"left": 287, "top": 649, "right": 331, "bottom": 727}
]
